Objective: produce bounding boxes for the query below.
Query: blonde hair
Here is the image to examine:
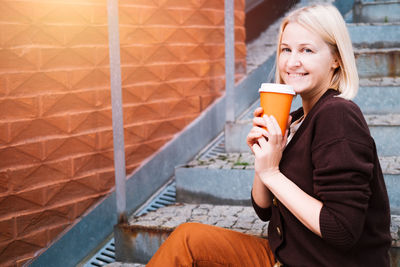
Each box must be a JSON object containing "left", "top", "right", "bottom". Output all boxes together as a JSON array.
[{"left": 275, "top": 4, "right": 359, "bottom": 100}]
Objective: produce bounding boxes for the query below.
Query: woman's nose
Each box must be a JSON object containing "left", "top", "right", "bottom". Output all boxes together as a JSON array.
[{"left": 287, "top": 53, "right": 301, "bottom": 68}]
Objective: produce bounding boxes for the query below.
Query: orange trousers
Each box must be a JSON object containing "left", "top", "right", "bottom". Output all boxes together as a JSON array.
[{"left": 146, "top": 222, "right": 276, "bottom": 267}]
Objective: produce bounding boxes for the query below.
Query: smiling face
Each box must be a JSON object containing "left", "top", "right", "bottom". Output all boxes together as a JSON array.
[{"left": 278, "top": 22, "right": 339, "bottom": 99}]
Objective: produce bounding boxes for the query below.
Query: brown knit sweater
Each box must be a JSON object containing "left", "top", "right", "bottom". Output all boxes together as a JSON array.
[{"left": 252, "top": 89, "right": 391, "bottom": 267}]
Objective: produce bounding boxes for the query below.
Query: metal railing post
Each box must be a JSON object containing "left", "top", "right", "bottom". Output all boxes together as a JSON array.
[
  {"left": 225, "top": 0, "right": 235, "bottom": 123},
  {"left": 107, "top": 0, "right": 127, "bottom": 223}
]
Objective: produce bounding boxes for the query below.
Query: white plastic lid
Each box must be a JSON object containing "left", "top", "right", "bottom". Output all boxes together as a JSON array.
[{"left": 259, "top": 83, "right": 295, "bottom": 95}]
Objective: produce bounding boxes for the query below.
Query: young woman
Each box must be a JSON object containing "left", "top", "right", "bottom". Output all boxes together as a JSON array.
[{"left": 147, "top": 4, "right": 391, "bottom": 266}]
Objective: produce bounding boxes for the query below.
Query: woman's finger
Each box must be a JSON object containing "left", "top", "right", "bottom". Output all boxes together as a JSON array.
[
  {"left": 254, "top": 107, "right": 264, "bottom": 117},
  {"left": 287, "top": 115, "right": 292, "bottom": 128},
  {"left": 269, "top": 115, "right": 283, "bottom": 136},
  {"left": 253, "top": 116, "right": 267, "bottom": 127},
  {"left": 252, "top": 142, "right": 261, "bottom": 154},
  {"left": 264, "top": 116, "right": 278, "bottom": 143},
  {"left": 257, "top": 136, "right": 268, "bottom": 148}
]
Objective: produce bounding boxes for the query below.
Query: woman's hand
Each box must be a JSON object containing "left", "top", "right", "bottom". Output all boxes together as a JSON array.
[
  {"left": 251, "top": 115, "right": 289, "bottom": 181},
  {"left": 246, "top": 107, "right": 269, "bottom": 151}
]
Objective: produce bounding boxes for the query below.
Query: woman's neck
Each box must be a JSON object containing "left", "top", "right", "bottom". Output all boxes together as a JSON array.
[{"left": 301, "top": 88, "right": 329, "bottom": 117}]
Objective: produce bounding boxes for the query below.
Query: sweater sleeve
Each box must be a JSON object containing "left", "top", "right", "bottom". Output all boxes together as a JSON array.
[
  {"left": 311, "top": 101, "right": 374, "bottom": 250},
  {"left": 251, "top": 190, "right": 272, "bottom": 221}
]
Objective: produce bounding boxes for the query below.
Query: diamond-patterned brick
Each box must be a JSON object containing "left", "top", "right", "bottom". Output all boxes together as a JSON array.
[
  {"left": 201, "top": 0, "right": 224, "bottom": 9},
  {"left": 73, "top": 69, "right": 110, "bottom": 91},
  {"left": 201, "top": 10, "right": 224, "bottom": 26},
  {"left": 200, "top": 94, "right": 218, "bottom": 111},
  {"left": 97, "top": 129, "right": 114, "bottom": 150},
  {"left": 124, "top": 125, "right": 146, "bottom": 145},
  {"left": 72, "top": 152, "right": 114, "bottom": 178},
  {"left": 122, "top": 85, "right": 144, "bottom": 104},
  {"left": 123, "top": 4, "right": 158, "bottom": 24},
  {"left": 167, "top": 115, "right": 193, "bottom": 131},
  {"left": 120, "top": 27, "right": 159, "bottom": 45},
  {"left": 183, "top": 11, "right": 215, "bottom": 26},
  {"left": 9, "top": 161, "right": 70, "bottom": 192},
  {"left": 45, "top": 180, "right": 99, "bottom": 206},
  {"left": 41, "top": 91, "right": 96, "bottom": 117},
  {"left": 8, "top": 72, "right": 67, "bottom": 97},
  {"left": 123, "top": 66, "right": 163, "bottom": 84},
  {"left": 203, "top": 44, "right": 225, "bottom": 60},
  {"left": 166, "top": 79, "right": 199, "bottom": 98},
  {"left": 125, "top": 143, "right": 159, "bottom": 167},
  {"left": 164, "top": 97, "right": 201, "bottom": 117},
  {"left": 124, "top": 102, "right": 165, "bottom": 125},
  {"left": 0, "top": 195, "right": 41, "bottom": 217},
  {"left": 234, "top": 0, "right": 245, "bottom": 10},
  {"left": 144, "top": 8, "right": 179, "bottom": 26},
  {"left": 17, "top": 187, "right": 46, "bottom": 207},
  {"left": 95, "top": 171, "right": 116, "bottom": 192},
  {"left": 47, "top": 223, "right": 68, "bottom": 246},
  {"left": 9, "top": 119, "right": 66, "bottom": 145},
  {"left": 145, "top": 121, "right": 180, "bottom": 141},
  {"left": 0, "top": 144, "right": 42, "bottom": 169},
  {"left": 0, "top": 122, "right": 8, "bottom": 145},
  {"left": 121, "top": 45, "right": 159, "bottom": 65},
  {"left": 0, "top": 49, "right": 37, "bottom": 72},
  {"left": 186, "top": 61, "right": 212, "bottom": 78},
  {"left": 0, "top": 171, "right": 8, "bottom": 194},
  {"left": 19, "top": 228, "right": 48, "bottom": 248},
  {"left": 235, "top": 27, "right": 246, "bottom": 43},
  {"left": 40, "top": 48, "right": 94, "bottom": 71},
  {"left": 0, "top": 239, "right": 41, "bottom": 266},
  {"left": 44, "top": 137, "right": 95, "bottom": 161},
  {"left": 66, "top": 26, "right": 108, "bottom": 46},
  {"left": 0, "top": 0, "right": 247, "bottom": 264},
  {"left": 16, "top": 205, "right": 74, "bottom": 237},
  {"left": 0, "top": 97, "right": 38, "bottom": 120},
  {"left": 144, "top": 83, "right": 184, "bottom": 102},
  {"left": 75, "top": 173, "right": 110, "bottom": 193},
  {"left": 0, "top": 218, "right": 16, "bottom": 243},
  {"left": 69, "top": 111, "right": 112, "bottom": 134},
  {"left": 6, "top": 26, "right": 59, "bottom": 48},
  {"left": 0, "top": 1, "right": 32, "bottom": 24},
  {"left": 145, "top": 46, "right": 182, "bottom": 65},
  {"left": 164, "top": 28, "right": 198, "bottom": 44},
  {"left": 37, "top": 2, "right": 91, "bottom": 24},
  {"left": 119, "top": 6, "right": 141, "bottom": 25}
]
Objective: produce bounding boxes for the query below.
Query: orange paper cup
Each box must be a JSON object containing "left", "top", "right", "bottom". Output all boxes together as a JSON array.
[{"left": 259, "top": 83, "right": 295, "bottom": 135}]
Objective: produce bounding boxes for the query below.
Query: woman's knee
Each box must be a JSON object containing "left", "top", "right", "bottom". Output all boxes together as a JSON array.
[{"left": 172, "top": 222, "right": 213, "bottom": 245}]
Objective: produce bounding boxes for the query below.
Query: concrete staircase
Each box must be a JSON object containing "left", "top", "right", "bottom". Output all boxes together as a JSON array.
[{"left": 113, "top": 1, "right": 400, "bottom": 266}]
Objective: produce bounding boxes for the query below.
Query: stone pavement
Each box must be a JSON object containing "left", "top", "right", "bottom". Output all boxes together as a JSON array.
[
  {"left": 106, "top": 203, "right": 399, "bottom": 267},
  {"left": 128, "top": 203, "right": 400, "bottom": 247},
  {"left": 185, "top": 151, "right": 400, "bottom": 175},
  {"left": 128, "top": 204, "right": 268, "bottom": 237}
]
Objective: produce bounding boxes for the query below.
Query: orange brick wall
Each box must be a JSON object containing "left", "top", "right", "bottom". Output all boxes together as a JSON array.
[{"left": 0, "top": 0, "right": 246, "bottom": 265}]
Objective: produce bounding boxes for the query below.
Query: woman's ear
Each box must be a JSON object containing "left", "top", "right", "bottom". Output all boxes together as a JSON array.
[{"left": 332, "top": 56, "right": 340, "bottom": 69}]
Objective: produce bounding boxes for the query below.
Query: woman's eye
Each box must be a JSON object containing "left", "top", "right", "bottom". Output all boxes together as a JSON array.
[
  {"left": 304, "top": 48, "right": 313, "bottom": 53},
  {"left": 281, "top": 48, "right": 291, "bottom": 53}
]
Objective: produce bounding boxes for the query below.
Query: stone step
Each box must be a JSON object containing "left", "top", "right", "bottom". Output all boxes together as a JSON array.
[
  {"left": 353, "top": 0, "right": 400, "bottom": 23},
  {"left": 366, "top": 114, "right": 400, "bottom": 156},
  {"left": 355, "top": 82, "right": 400, "bottom": 113},
  {"left": 225, "top": 111, "right": 400, "bottom": 156},
  {"left": 348, "top": 23, "right": 400, "bottom": 49},
  {"left": 355, "top": 48, "right": 400, "bottom": 78},
  {"left": 116, "top": 204, "right": 266, "bottom": 264},
  {"left": 176, "top": 154, "right": 400, "bottom": 212},
  {"left": 117, "top": 203, "right": 400, "bottom": 265}
]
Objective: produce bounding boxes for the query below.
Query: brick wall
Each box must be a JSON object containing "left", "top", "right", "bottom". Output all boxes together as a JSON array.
[{"left": 0, "top": 0, "right": 246, "bottom": 265}]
